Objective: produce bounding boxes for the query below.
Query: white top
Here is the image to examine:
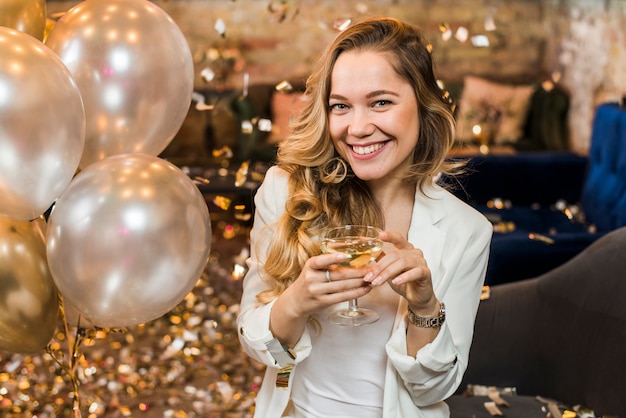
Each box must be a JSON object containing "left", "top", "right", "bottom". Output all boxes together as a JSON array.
[
  {"left": 291, "top": 289, "right": 399, "bottom": 417},
  {"left": 237, "top": 166, "right": 493, "bottom": 418}
]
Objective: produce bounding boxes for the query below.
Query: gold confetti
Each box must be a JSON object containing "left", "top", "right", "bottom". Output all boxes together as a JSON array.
[
  {"left": 235, "top": 161, "right": 249, "bottom": 187},
  {"left": 234, "top": 204, "right": 252, "bottom": 222},
  {"left": 439, "top": 23, "right": 452, "bottom": 41},
  {"left": 528, "top": 232, "right": 555, "bottom": 245},
  {"left": 480, "top": 286, "right": 491, "bottom": 300},
  {"left": 275, "top": 80, "right": 293, "bottom": 92},
  {"left": 212, "top": 146, "right": 234, "bottom": 159},
  {"left": 213, "top": 195, "right": 232, "bottom": 211}
]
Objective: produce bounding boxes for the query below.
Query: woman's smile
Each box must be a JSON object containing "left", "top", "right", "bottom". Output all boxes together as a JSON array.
[{"left": 351, "top": 141, "right": 388, "bottom": 157}]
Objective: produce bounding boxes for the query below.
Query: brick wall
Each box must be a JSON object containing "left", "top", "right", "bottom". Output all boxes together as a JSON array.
[{"left": 47, "top": 0, "right": 626, "bottom": 154}]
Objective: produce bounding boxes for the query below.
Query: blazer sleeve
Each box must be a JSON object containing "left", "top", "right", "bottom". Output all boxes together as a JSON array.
[{"left": 237, "top": 167, "right": 313, "bottom": 368}]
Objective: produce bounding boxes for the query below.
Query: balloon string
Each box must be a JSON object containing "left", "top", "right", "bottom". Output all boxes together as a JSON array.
[
  {"left": 69, "top": 313, "right": 83, "bottom": 418},
  {"left": 47, "top": 294, "right": 83, "bottom": 418},
  {"left": 40, "top": 215, "right": 83, "bottom": 416}
]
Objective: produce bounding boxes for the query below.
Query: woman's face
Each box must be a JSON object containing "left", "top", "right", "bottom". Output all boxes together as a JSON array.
[{"left": 328, "top": 50, "right": 419, "bottom": 182}]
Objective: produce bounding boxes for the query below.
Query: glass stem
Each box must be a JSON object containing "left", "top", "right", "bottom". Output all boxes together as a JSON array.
[{"left": 348, "top": 298, "right": 359, "bottom": 312}]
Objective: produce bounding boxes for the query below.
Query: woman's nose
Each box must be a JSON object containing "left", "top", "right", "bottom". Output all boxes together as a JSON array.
[{"left": 347, "top": 108, "right": 375, "bottom": 137}]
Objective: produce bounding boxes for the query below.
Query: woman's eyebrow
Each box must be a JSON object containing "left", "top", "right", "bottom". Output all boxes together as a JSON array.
[
  {"left": 329, "top": 93, "right": 347, "bottom": 101},
  {"left": 366, "top": 90, "right": 399, "bottom": 98},
  {"left": 329, "top": 90, "right": 399, "bottom": 101}
]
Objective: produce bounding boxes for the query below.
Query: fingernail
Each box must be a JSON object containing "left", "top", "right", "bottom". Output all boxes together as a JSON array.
[
  {"left": 372, "top": 276, "right": 383, "bottom": 286},
  {"left": 336, "top": 253, "right": 348, "bottom": 261},
  {"left": 364, "top": 272, "right": 374, "bottom": 282}
]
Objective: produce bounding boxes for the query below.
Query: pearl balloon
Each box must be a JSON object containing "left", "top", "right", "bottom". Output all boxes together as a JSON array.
[
  {"left": 0, "top": 27, "right": 85, "bottom": 221},
  {"left": 45, "top": 0, "right": 194, "bottom": 170},
  {"left": 46, "top": 154, "right": 212, "bottom": 328}
]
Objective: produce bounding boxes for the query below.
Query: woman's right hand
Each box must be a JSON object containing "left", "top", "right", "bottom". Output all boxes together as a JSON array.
[
  {"left": 269, "top": 253, "right": 372, "bottom": 347},
  {"left": 285, "top": 253, "right": 374, "bottom": 316}
]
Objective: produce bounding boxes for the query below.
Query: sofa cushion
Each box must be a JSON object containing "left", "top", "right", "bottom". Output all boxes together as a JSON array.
[{"left": 456, "top": 76, "right": 535, "bottom": 144}]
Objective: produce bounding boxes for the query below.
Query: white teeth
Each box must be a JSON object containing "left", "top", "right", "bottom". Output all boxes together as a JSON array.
[{"left": 352, "top": 143, "right": 384, "bottom": 155}]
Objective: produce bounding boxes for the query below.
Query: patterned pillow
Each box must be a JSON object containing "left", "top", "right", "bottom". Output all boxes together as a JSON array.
[{"left": 456, "top": 76, "right": 535, "bottom": 145}]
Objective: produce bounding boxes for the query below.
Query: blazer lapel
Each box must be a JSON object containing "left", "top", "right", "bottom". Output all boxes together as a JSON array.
[
  {"left": 407, "top": 186, "right": 447, "bottom": 292},
  {"left": 390, "top": 185, "right": 448, "bottom": 331}
]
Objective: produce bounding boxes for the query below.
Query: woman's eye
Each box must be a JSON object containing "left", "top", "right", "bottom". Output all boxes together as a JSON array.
[
  {"left": 373, "top": 100, "right": 391, "bottom": 107},
  {"left": 330, "top": 103, "right": 347, "bottom": 111}
]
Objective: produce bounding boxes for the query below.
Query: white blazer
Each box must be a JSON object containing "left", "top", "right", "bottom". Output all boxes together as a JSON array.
[{"left": 238, "top": 166, "right": 492, "bottom": 417}]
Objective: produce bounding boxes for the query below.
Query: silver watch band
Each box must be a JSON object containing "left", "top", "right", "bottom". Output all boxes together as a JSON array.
[
  {"left": 407, "top": 301, "right": 446, "bottom": 328},
  {"left": 265, "top": 337, "right": 297, "bottom": 366}
]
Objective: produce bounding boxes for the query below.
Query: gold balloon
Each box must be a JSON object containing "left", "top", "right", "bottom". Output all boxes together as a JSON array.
[
  {"left": 43, "top": 18, "right": 56, "bottom": 42},
  {"left": 0, "top": 0, "right": 47, "bottom": 41},
  {"left": 0, "top": 216, "right": 59, "bottom": 354}
]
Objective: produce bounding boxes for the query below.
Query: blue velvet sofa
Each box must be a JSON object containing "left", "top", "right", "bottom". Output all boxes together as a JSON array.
[{"left": 448, "top": 102, "right": 626, "bottom": 285}]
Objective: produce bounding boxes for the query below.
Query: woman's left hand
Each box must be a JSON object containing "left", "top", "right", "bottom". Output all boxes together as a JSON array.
[{"left": 364, "top": 230, "right": 438, "bottom": 314}]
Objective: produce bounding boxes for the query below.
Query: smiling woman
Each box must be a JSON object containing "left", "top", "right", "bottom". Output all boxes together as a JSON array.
[{"left": 237, "top": 16, "right": 492, "bottom": 418}]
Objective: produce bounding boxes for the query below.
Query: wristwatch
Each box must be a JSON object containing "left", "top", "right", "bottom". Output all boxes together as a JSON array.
[
  {"left": 407, "top": 301, "right": 446, "bottom": 328},
  {"left": 265, "top": 337, "right": 297, "bottom": 389},
  {"left": 265, "top": 337, "right": 297, "bottom": 366}
]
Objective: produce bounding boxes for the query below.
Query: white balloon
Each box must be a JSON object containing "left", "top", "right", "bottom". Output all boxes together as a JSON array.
[
  {"left": 0, "top": 27, "right": 85, "bottom": 221},
  {"left": 46, "top": 154, "right": 212, "bottom": 328},
  {"left": 45, "top": 0, "right": 194, "bottom": 169}
]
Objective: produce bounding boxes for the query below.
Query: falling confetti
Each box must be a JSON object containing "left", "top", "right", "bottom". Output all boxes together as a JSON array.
[
  {"left": 213, "top": 195, "right": 232, "bottom": 211},
  {"left": 257, "top": 118, "right": 273, "bottom": 133},
  {"left": 214, "top": 18, "right": 226, "bottom": 37},
  {"left": 471, "top": 35, "right": 490, "bottom": 47},
  {"left": 485, "top": 7, "right": 497, "bottom": 31},
  {"left": 201, "top": 67, "right": 216, "bottom": 83},
  {"left": 439, "top": 22, "right": 453, "bottom": 41},
  {"left": 333, "top": 18, "right": 352, "bottom": 31},
  {"left": 455, "top": 26, "right": 469, "bottom": 43},
  {"left": 274, "top": 80, "right": 293, "bottom": 93}
]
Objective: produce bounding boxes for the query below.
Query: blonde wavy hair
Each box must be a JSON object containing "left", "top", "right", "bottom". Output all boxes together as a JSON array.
[{"left": 257, "top": 16, "right": 460, "bottom": 303}]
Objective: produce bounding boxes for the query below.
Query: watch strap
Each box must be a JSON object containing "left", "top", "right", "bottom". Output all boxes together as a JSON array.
[
  {"left": 265, "top": 337, "right": 297, "bottom": 366},
  {"left": 407, "top": 301, "right": 446, "bottom": 328}
]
